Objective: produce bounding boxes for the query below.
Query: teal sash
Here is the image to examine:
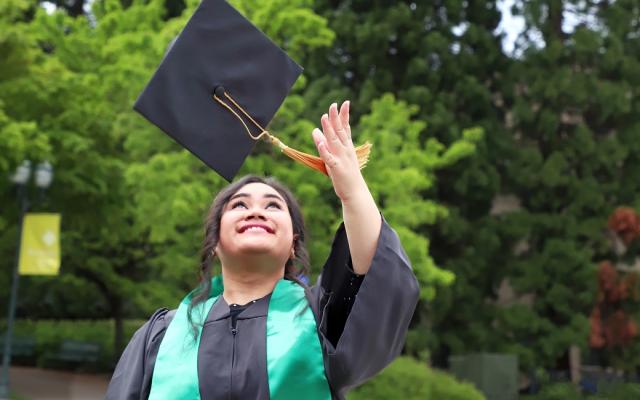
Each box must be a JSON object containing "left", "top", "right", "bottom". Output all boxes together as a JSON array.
[{"left": 149, "top": 276, "right": 331, "bottom": 400}]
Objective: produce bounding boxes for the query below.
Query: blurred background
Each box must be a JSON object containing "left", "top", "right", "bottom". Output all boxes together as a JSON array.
[{"left": 1, "top": 0, "right": 639, "bottom": 399}]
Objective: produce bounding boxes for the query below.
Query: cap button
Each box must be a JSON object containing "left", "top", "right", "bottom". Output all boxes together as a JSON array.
[{"left": 213, "top": 85, "right": 226, "bottom": 97}]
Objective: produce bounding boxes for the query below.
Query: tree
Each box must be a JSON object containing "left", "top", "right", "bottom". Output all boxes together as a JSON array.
[
  {"left": 2, "top": 0, "right": 481, "bottom": 366},
  {"left": 303, "top": 0, "right": 640, "bottom": 375},
  {"left": 0, "top": 0, "right": 54, "bottom": 314},
  {"left": 428, "top": 0, "right": 640, "bottom": 372},
  {"left": 488, "top": 0, "right": 640, "bottom": 370},
  {"left": 0, "top": 0, "right": 337, "bottom": 358},
  {"left": 357, "top": 94, "right": 482, "bottom": 300},
  {"left": 307, "top": 0, "right": 509, "bottom": 364}
]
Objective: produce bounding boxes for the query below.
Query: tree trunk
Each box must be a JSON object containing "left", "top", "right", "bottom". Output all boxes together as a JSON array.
[
  {"left": 112, "top": 298, "right": 124, "bottom": 364},
  {"left": 58, "top": 0, "right": 85, "bottom": 17},
  {"left": 544, "top": 0, "right": 565, "bottom": 44}
]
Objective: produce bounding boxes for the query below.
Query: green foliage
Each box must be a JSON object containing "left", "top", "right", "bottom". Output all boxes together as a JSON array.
[
  {"left": 358, "top": 94, "right": 482, "bottom": 299},
  {"left": 428, "top": 368, "right": 487, "bottom": 400},
  {"left": 0, "top": 0, "right": 476, "bottom": 367},
  {"left": 305, "top": 0, "right": 640, "bottom": 378},
  {"left": 525, "top": 383, "right": 583, "bottom": 400},
  {"left": 386, "top": 0, "right": 640, "bottom": 373},
  {"left": 5, "top": 318, "right": 145, "bottom": 371},
  {"left": 348, "top": 357, "right": 485, "bottom": 400},
  {"left": 0, "top": 0, "right": 51, "bottom": 175},
  {"left": 230, "top": 0, "right": 334, "bottom": 63},
  {"left": 595, "top": 383, "right": 640, "bottom": 399},
  {"left": 479, "top": 0, "right": 640, "bottom": 372},
  {"left": 0, "top": 0, "right": 339, "bottom": 355},
  {"left": 5, "top": 0, "right": 639, "bottom": 384},
  {"left": 523, "top": 383, "right": 640, "bottom": 400},
  {"left": 306, "top": 0, "right": 505, "bottom": 366}
]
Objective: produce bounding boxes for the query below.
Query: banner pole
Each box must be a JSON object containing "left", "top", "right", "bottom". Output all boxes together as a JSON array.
[{"left": 0, "top": 185, "right": 28, "bottom": 399}]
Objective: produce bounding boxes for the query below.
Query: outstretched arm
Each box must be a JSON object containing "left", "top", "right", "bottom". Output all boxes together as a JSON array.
[{"left": 312, "top": 101, "right": 381, "bottom": 275}]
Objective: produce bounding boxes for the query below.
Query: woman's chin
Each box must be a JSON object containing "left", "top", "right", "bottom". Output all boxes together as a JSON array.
[{"left": 234, "top": 242, "right": 281, "bottom": 256}]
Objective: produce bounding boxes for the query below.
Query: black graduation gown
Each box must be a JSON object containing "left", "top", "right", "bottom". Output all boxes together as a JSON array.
[{"left": 105, "top": 218, "right": 420, "bottom": 399}]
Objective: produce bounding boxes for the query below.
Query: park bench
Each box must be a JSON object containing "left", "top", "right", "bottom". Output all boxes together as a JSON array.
[
  {"left": 0, "top": 335, "right": 36, "bottom": 359},
  {"left": 44, "top": 339, "right": 101, "bottom": 370}
]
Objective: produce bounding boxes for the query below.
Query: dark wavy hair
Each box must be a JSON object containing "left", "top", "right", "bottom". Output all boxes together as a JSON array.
[{"left": 187, "top": 175, "right": 310, "bottom": 330}]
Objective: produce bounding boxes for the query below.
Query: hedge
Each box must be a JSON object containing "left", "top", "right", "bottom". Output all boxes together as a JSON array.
[
  {"left": 348, "top": 356, "right": 485, "bottom": 400},
  {"left": 4, "top": 320, "right": 486, "bottom": 400},
  {"left": 523, "top": 382, "right": 640, "bottom": 399},
  {"left": 1, "top": 319, "right": 145, "bottom": 371}
]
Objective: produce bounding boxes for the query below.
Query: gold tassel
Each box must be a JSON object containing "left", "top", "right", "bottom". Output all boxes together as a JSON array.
[
  {"left": 268, "top": 136, "right": 372, "bottom": 176},
  {"left": 212, "top": 90, "right": 373, "bottom": 176}
]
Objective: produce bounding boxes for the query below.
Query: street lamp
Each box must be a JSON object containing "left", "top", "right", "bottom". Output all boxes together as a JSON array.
[
  {"left": 0, "top": 161, "right": 54, "bottom": 399},
  {"left": 9, "top": 161, "right": 31, "bottom": 185},
  {"left": 35, "top": 162, "right": 53, "bottom": 189}
]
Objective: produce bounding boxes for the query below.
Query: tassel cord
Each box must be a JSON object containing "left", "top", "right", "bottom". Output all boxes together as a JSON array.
[{"left": 211, "top": 90, "right": 370, "bottom": 175}]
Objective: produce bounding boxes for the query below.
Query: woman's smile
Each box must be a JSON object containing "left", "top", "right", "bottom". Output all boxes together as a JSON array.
[{"left": 238, "top": 223, "right": 275, "bottom": 234}]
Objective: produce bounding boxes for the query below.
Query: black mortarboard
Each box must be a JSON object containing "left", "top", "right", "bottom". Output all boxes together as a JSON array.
[
  {"left": 134, "top": 0, "right": 301, "bottom": 181},
  {"left": 135, "top": 0, "right": 371, "bottom": 181}
]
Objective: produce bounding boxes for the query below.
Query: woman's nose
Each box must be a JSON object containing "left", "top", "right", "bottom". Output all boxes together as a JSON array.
[{"left": 245, "top": 206, "right": 266, "bottom": 220}]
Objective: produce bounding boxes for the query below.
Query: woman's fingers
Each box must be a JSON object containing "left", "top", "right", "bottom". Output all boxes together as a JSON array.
[
  {"left": 317, "top": 101, "right": 354, "bottom": 164},
  {"left": 329, "top": 103, "right": 349, "bottom": 145},
  {"left": 321, "top": 113, "right": 340, "bottom": 153},
  {"left": 312, "top": 128, "right": 337, "bottom": 169},
  {"left": 339, "top": 101, "right": 351, "bottom": 141}
]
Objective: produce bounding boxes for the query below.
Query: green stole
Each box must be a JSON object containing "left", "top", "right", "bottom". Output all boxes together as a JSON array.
[{"left": 148, "top": 276, "right": 331, "bottom": 400}]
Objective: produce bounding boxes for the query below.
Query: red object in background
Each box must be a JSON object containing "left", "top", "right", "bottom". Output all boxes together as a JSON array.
[
  {"left": 589, "top": 262, "right": 639, "bottom": 348},
  {"left": 608, "top": 207, "right": 640, "bottom": 245}
]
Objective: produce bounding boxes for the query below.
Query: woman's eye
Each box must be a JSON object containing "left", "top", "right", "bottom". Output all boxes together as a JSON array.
[
  {"left": 266, "top": 201, "right": 282, "bottom": 210},
  {"left": 230, "top": 201, "right": 247, "bottom": 209}
]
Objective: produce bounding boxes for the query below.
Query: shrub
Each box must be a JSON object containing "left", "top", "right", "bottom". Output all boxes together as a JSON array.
[
  {"left": 524, "top": 383, "right": 583, "bottom": 400},
  {"left": 522, "top": 382, "right": 640, "bottom": 399},
  {"left": 429, "top": 368, "right": 487, "bottom": 400},
  {"left": 593, "top": 383, "right": 640, "bottom": 399},
  {"left": 2, "top": 319, "right": 145, "bottom": 372},
  {"left": 348, "top": 356, "right": 485, "bottom": 400}
]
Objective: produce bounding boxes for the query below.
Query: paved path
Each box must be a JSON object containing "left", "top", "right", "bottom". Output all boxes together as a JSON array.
[{"left": 8, "top": 366, "right": 109, "bottom": 400}]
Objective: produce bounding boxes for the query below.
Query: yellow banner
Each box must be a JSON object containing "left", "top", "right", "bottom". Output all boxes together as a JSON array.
[{"left": 18, "top": 213, "right": 61, "bottom": 276}]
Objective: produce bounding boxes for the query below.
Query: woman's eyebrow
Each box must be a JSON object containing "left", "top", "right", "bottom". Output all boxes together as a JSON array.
[
  {"left": 229, "top": 192, "right": 249, "bottom": 202},
  {"left": 229, "top": 192, "right": 285, "bottom": 203},
  {"left": 263, "top": 193, "right": 285, "bottom": 202}
]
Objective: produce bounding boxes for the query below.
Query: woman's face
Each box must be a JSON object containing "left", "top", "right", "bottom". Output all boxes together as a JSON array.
[{"left": 216, "top": 182, "right": 294, "bottom": 268}]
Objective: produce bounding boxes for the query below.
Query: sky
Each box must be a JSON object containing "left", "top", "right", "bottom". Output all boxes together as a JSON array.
[
  {"left": 497, "top": 0, "right": 603, "bottom": 56},
  {"left": 496, "top": 0, "right": 526, "bottom": 55}
]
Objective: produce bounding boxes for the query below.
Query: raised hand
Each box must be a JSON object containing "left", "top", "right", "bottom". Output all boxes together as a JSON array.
[
  {"left": 312, "top": 101, "right": 381, "bottom": 275},
  {"left": 312, "top": 101, "right": 367, "bottom": 202}
]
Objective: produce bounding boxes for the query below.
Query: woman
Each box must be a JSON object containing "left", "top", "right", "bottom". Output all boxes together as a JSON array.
[{"left": 106, "top": 102, "right": 419, "bottom": 399}]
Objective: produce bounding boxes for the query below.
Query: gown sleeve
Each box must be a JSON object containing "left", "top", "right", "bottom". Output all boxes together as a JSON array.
[
  {"left": 311, "top": 216, "right": 420, "bottom": 398},
  {"left": 105, "top": 308, "right": 173, "bottom": 400}
]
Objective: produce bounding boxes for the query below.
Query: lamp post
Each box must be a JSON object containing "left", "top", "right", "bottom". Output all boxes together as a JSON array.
[{"left": 0, "top": 161, "right": 54, "bottom": 399}]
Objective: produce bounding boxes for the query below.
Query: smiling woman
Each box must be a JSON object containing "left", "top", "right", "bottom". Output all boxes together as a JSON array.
[
  {"left": 192, "top": 176, "right": 310, "bottom": 317},
  {"left": 106, "top": 103, "right": 420, "bottom": 400}
]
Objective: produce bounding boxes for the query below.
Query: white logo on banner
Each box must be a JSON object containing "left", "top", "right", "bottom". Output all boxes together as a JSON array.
[{"left": 42, "top": 231, "right": 56, "bottom": 246}]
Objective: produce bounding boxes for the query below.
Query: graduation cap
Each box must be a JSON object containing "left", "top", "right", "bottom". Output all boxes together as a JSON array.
[{"left": 134, "top": 0, "right": 371, "bottom": 181}]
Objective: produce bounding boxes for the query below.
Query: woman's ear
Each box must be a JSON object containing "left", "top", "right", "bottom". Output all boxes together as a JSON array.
[{"left": 291, "top": 234, "right": 299, "bottom": 257}]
